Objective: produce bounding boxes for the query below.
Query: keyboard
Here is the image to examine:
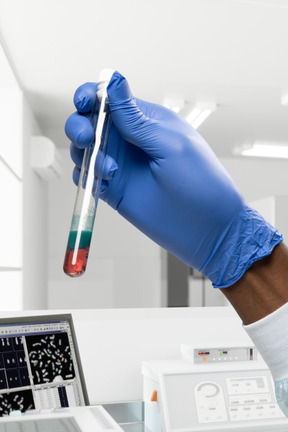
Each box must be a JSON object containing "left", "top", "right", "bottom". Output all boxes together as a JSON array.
[{"left": 0, "top": 416, "right": 81, "bottom": 432}]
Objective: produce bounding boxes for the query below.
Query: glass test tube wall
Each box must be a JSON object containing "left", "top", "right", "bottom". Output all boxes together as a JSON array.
[{"left": 63, "top": 69, "right": 114, "bottom": 277}]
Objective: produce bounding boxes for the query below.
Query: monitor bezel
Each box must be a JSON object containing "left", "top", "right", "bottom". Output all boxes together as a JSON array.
[{"left": 0, "top": 313, "right": 90, "bottom": 406}]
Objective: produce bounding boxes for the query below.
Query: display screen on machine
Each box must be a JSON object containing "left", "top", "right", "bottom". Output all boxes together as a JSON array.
[{"left": 0, "top": 314, "right": 89, "bottom": 416}]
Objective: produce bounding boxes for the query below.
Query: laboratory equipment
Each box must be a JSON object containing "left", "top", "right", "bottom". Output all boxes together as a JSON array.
[
  {"left": 142, "top": 347, "right": 288, "bottom": 431},
  {"left": 0, "top": 314, "right": 88, "bottom": 415},
  {"left": 0, "top": 405, "right": 124, "bottom": 432},
  {"left": 63, "top": 69, "right": 114, "bottom": 277},
  {"left": 181, "top": 344, "right": 257, "bottom": 363}
]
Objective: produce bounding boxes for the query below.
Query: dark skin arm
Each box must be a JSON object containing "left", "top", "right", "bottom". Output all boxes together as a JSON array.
[{"left": 220, "top": 242, "right": 288, "bottom": 325}]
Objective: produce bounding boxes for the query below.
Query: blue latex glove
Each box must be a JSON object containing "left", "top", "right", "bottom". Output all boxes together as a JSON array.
[{"left": 65, "top": 71, "right": 282, "bottom": 288}]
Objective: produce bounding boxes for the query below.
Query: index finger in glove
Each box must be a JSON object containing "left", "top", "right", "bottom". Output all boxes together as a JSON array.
[
  {"left": 73, "top": 82, "right": 98, "bottom": 113},
  {"left": 65, "top": 112, "right": 94, "bottom": 149}
]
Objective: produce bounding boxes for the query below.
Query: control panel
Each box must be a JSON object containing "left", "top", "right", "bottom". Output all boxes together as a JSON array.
[
  {"left": 194, "top": 346, "right": 257, "bottom": 363},
  {"left": 159, "top": 368, "right": 288, "bottom": 431}
]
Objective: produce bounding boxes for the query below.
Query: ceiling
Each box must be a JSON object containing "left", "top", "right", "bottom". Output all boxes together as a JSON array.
[{"left": 0, "top": 0, "right": 288, "bottom": 157}]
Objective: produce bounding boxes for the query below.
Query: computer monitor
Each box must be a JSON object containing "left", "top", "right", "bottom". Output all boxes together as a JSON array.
[{"left": 0, "top": 314, "right": 89, "bottom": 416}]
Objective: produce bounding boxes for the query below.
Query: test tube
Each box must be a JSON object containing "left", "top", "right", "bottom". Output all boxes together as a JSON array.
[{"left": 63, "top": 69, "right": 114, "bottom": 277}]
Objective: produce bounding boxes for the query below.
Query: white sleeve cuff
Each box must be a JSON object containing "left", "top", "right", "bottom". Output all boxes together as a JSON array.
[{"left": 243, "top": 302, "right": 288, "bottom": 381}]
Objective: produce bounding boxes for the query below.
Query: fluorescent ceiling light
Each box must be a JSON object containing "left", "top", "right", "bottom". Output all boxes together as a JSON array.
[
  {"left": 232, "top": 0, "right": 288, "bottom": 7},
  {"left": 163, "top": 97, "right": 185, "bottom": 114},
  {"left": 281, "top": 94, "right": 288, "bottom": 106},
  {"left": 186, "top": 102, "right": 216, "bottom": 129},
  {"left": 170, "top": 106, "right": 181, "bottom": 114},
  {"left": 163, "top": 98, "right": 217, "bottom": 129},
  {"left": 240, "top": 142, "right": 288, "bottom": 158}
]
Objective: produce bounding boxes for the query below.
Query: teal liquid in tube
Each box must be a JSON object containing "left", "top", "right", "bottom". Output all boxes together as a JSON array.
[{"left": 63, "top": 69, "right": 114, "bottom": 277}]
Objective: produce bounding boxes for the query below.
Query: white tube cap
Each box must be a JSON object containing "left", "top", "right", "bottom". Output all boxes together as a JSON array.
[{"left": 98, "top": 68, "right": 115, "bottom": 84}]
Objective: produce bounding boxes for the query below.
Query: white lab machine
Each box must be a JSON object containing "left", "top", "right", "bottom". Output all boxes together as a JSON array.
[{"left": 142, "top": 343, "right": 288, "bottom": 432}]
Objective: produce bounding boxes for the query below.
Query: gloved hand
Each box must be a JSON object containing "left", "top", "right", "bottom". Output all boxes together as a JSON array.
[{"left": 65, "top": 71, "right": 282, "bottom": 288}]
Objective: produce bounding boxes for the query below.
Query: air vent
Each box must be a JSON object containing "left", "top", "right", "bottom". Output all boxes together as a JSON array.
[{"left": 91, "top": 406, "right": 117, "bottom": 430}]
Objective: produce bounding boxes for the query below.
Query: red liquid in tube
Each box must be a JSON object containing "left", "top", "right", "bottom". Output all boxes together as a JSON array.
[{"left": 63, "top": 230, "right": 92, "bottom": 277}]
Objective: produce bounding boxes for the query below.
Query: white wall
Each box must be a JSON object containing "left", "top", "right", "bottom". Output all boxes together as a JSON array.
[
  {"left": 22, "top": 97, "right": 48, "bottom": 309},
  {"left": 48, "top": 149, "right": 165, "bottom": 309},
  {"left": 0, "top": 85, "right": 48, "bottom": 310},
  {"left": 0, "top": 88, "right": 23, "bottom": 310}
]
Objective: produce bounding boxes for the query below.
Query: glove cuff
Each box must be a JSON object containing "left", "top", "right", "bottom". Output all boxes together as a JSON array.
[
  {"left": 201, "top": 204, "right": 283, "bottom": 288},
  {"left": 243, "top": 302, "right": 288, "bottom": 381}
]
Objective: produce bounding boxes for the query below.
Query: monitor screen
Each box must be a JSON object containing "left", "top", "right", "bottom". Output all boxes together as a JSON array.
[{"left": 0, "top": 314, "right": 89, "bottom": 416}]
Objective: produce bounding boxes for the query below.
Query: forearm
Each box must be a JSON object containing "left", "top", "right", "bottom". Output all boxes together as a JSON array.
[{"left": 220, "top": 241, "right": 288, "bottom": 325}]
